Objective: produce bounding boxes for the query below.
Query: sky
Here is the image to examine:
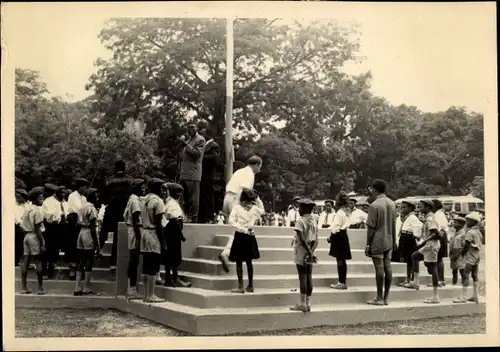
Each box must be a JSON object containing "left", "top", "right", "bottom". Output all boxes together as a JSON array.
[{"left": 3, "top": 2, "right": 497, "bottom": 115}]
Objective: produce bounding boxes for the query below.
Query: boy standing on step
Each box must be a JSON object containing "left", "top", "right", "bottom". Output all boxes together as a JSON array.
[
  {"left": 74, "top": 188, "right": 101, "bottom": 296},
  {"left": 453, "top": 212, "right": 483, "bottom": 304},
  {"left": 290, "top": 198, "right": 318, "bottom": 313},
  {"left": 163, "top": 183, "right": 191, "bottom": 288},
  {"left": 20, "top": 187, "right": 46, "bottom": 295},
  {"left": 140, "top": 178, "right": 167, "bottom": 303},
  {"left": 403, "top": 199, "right": 441, "bottom": 304},
  {"left": 123, "top": 179, "right": 147, "bottom": 299}
]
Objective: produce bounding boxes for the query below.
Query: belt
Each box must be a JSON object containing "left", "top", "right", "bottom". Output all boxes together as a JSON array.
[{"left": 143, "top": 227, "right": 156, "bottom": 230}]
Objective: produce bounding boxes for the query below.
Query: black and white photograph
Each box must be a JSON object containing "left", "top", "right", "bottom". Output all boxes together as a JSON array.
[{"left": 2, "top": 1, "right": 498, "bottom": 350}]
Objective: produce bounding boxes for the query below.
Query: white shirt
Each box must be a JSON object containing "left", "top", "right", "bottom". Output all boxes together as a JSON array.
[
  {"left": 217, "top": 214, "right": 225, "bottom": 224},
  {"left": 98, "top": 205, "right": 106, "bottom": 221},
  {"left": 350, "top": 208, "right": 367, "bottom": 225},
  {"left": 228, "top": 198, "right": 265, "bottom": 234},
  {"left": 318, "top": 210, "right": 336, "bottom": 227},
  {"left": 15, "top": 203, "right": 27, "bottom": 225},
  {"left": 396, "top": 213, "right": 423, "bottom": 245},
  {"left": 67, "top": 191, "right": 87, "bottom": 215},
  {"left": 62, "top": 201, "right": 69, "bottom": 217},
  {"left": 435, "top": 209, "right": 449, "bottom": 234},
  {"left": 165, "top": 197, "right": 185, "bottom": 219},
  {"left": 42, "top": 196, "right": 64, "bottom": 223},
  {"left": 329, "top": 208, "right": 351, "bottom": 233},
  {"left": 226, "top": 166, "right": 255, "bottom": 195},
  {"left": 286, "top": 207, "right": 300, "bottom": 227}
]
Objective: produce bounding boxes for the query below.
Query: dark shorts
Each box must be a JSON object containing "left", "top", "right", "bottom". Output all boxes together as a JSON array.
[
  {"left": 77, "top": 249, "right": 94, "bottom": 272},
  {"left": 371, "top": 249, "right": 392, "bottom": 260},
  {"left": 142, "top": 252, "right": 161, "bottom": 276}
]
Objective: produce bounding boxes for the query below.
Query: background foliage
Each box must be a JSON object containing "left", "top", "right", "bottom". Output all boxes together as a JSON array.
[{"left": 15, "top": 18, "right": 485, "bottom": 211}]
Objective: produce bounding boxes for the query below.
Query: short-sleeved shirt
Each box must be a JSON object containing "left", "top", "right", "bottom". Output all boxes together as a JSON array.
[
  {"left": 449, "top": 227, "right": 467, "bottom": 261},
  {"left": 140, "top": 193, "right": 165, "bottom": 254},
  {"left": 418, "top": 212, "right": 441, "bottom": 262},
  {"left": 78, "top": 203, "right": 99, "bottom": 227},
  {"left": 365, "top": 195, "right": 397, "bottom": 255},
  {"left": 293, "top": 214, "right": 319, "bottom": 265},
  {"left": 123, "top": 194, "right": 144, "bottom": 226},
  {"left": 20, "top": 204, "right": 45, "bottom": 233},
  {"left": 463, "top": 226, "right": 482, "bottom": 266}
]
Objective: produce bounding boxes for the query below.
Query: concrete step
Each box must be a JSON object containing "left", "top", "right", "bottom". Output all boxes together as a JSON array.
[
  {"left": 175, "top": 271, "right": 435, "bottom": 291},
  {"left": 15, "top": 267, "right": 115, "bottom": 281},
  {"left": 15, "top": 292, "right": 116, "bottom": 309},
  {"left": 116, "top": 296, "right": 486, "bottom": 335},
  {"left": 54, "top": 252, "right": 113, "bottom": 268},
  {"left": 17, "top": 278, "right": 455, "bottom": 309},
  {"left": 179, "top": 258, "right": 411, "bottom": 276},
  {"left": 197, "top": 245, "right": 370, "bottom": 261},
  {"left": 213, "top": 234, "right": 367, "bottom": 250}
]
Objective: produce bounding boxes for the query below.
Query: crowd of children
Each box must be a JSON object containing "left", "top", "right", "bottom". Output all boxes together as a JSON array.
[
  {"left": 16, "top": 173, "right": 485, "bottom": 309},
  {"left": 15, "top": 177, "right": 191, "bottom": 302}
]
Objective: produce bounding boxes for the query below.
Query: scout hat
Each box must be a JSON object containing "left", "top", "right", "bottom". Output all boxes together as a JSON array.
[
  {"left": 75, "top": 178, "right": 90, "bottom": 188},
  {"left": 349, "top": 198, "right": 358, "bottom": 203},
  {"left": 419, "top": 199, "right": 434, "bottom": 209},
  {"left": 28, "top": 186, "right": 45, "bottom": 201},
  {"left": 452, "top": 215, "right": 467, "bottom": 223},
  {"left": 131, "top": 178, "right": 145, "bottom": 190},
  {"left": 85, "top": 188, "right": 98, "bottom": 197},
  {"left": 401, "top": 199, "right": 416, "bottom": 209},
  {"left": 324, "top": 199, "right": 334, "bottom": 206},
  {"left": 292, "top": 196, "right": 301, "bottom": 202},
  {"left": 465, "top": 212, "right": 481, "bottom": 223},
  {"left": 44, "top": 183, "right": 59, "bottom": 193},
  {"left": 16, "top": 188, "right": 29, "bottom": 199},
  {"left": 148, "top": 177, "right": 165, "bottom": 188},
  {"left": 298, "top": 198, "right": 316, "bottom": 206}
]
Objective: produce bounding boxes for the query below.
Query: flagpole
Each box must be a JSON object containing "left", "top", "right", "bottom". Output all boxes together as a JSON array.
[{"left": 225, "top": 18, "right": 234, "bottom": 184}]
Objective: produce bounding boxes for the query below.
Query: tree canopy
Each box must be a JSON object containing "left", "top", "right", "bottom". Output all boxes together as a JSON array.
[{"left": 15, "top": 18, "right": 484, "bottom": 211}]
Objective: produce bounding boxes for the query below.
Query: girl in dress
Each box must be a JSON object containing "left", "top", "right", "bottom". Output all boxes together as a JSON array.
[
  {"left": 74, "top": 188, "right": 101, "bottom": 296},
  {"left": 228, "top": 188, "right": 265, "bottom": 293},
  {"left": 395, "top": 199, "right": 423, "bottom": 287},
  {"left": 163, "top": 183, "right": 190, "bottom": 288},
  {"left": 327, "top": 192, "right": 352, "bottom": 290}
]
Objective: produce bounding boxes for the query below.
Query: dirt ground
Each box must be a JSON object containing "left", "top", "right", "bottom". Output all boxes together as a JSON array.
[{"left": 15, "top": 308, "right": 485, "bottom": 337}]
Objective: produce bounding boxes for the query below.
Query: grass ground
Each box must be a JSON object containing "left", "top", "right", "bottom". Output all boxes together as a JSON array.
[{"left": 15, "top": 308, "right": 485, "bottom": 337}]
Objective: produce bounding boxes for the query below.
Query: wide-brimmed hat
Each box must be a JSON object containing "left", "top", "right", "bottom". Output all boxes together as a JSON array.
[
  {"left": 44, "top": 183, "right": 59, "bottom": 193},
  {"left": 465, "top": 212, "right": 481, "bottom": 222},
  {"left": 75, "top": 178, "right": 90, "bottom": 188},
  {"left": 324, "top": 199, "right": 334, "bottom": 205},
  {"left": 28, "top": 186, "right": 45, "bottom": 200},
  {"left": 148, "top": 177, "right": 165, "bottom": 187},
  {"left": 401, "top": 199, "right": 416, "bottom": 209},
  {"left": 15, "top": 189, "right": 29, "bottom": 199},
  {"left": 419, "top": 199, "right": 434, "bottom": 209},
  {"left": 85, "top": 188, "right": 98, "bottom": 198},
  {"left": 241, "top": 188, "right": 257, "bottom": 202},
  {"left": 292, "top": 196, "right": 301, "bottom": 202},
  {"left": 452, "top": 215, "right": 467, "bottom": 223},
  {"left": 298, "top": 198, "right": 316, "bottom": 206}
]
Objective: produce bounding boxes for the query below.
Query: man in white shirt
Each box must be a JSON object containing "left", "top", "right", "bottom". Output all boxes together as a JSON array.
[
  {"left": 318, "top": 199, "right": 336, "bottom": 228},
  {"left": 286, "top": 197, "right": 301, "bottom": 227},
  {"left": 349, "top": 198, "right": 368, "bottom": 229},
  {"left": 218, "top": 155, "right": 263, "bottom": 273},
  {"left": 66, "top": 178, "right": 90, "bottom": 279},
  {"left": 41, "top": 183, "right": 65, "bottom": 278}
]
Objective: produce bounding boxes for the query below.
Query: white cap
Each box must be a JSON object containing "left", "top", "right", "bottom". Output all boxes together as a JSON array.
[{"left": 465, "top": 212, "right": 481, "bottom": 222}]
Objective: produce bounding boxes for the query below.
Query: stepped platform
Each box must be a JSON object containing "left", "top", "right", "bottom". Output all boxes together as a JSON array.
[{"left": 15, "top": 224, "right": 485, "bottom": 335}]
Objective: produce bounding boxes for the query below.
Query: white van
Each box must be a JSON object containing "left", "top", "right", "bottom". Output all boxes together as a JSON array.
[{"left": 396, "top": 195, "right": 484, "bottom": 214}]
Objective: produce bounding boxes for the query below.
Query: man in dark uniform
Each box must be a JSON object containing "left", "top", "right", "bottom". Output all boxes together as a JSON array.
[
  {"left": 99, "top": 160, "right": 133, "bottom": 272},
  {"left": 197, "top": 121, "right": 221, "bottom": 223}
]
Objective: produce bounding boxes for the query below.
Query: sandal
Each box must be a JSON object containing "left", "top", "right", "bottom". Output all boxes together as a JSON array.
[
  {"left": 20, "top": 289, "right": 32, "bottom": 294},
  {"left": 36, "top": 291, "right": 46, "bottom": 295},
  {"left": 383, "top": 300, "right": 389, "bottom": 305},
  {"left": 82, "top": 291, "right": 100, "bottom": 296},
  {"left": 330, "top": 283, "right": 347, "bottom": 290},
  {"left": 423, "top": 296, "right": 440, "bottom": 304},
  {"left": 402, "top": 282, "right": 419, "bottom": 290},
  {"left": 74, "top": 290, "right": 83, "bottom": 296},
  {"left": 397, "top": 280, "right": 409, "bottom": 287},
  {"left": 147, "top": 295, "right": 165, "bottom": 303},
  {"left": 289, "top": 304, "right": 307, "bottom": 312},
  {"left": 231, "top": 288, "right": 245, "bottom": 294},
  {"left": 467, "top": 296, "right": 479, "bottom": 304},
  {"left": 366, "top": 298, "right": 385, "bottom": 306},
  {"left": 245, "top": 286, "right": 254, "bottom": 293},
  {"left": 453, "top": 296, "right": 467, "bottom": 303}
]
